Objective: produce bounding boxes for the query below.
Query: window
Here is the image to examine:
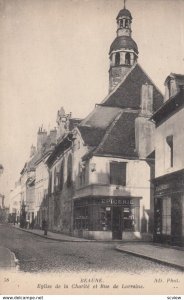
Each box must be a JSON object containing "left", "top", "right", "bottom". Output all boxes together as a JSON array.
[
  {"left": 119, "top": 19, "right": 123, "bottom": 28},
  {"left": 48, "top": 172, "right": 52, "bottom": 195},
  {"left": 54, "top": 168, "right": 57, "bottom": 191},
  {"left": 122, "top": 207, "right": 135, "bottom": 231},
  {"left": 59, "top": 160, "right": 64, "bottom": 191},
  {"left": 75, "top": 207, "right": 88, "bottom": 230},
  {"left": 125, "top": 19, "right": 129, "bottom": 28},
  {"left": 100, "top": 207, "right": 111, "bottom": 231},
  {"left": 125, "top": 52, "right": 131, "bottom": 65},
  {"left": 79, "top": 161, "right": 89, "bottom": 186},
  {"left": 162, "top": 197, "right": 171, "bottom": 235},
  {"left": 67, "top": 154, "right": 72, "bottom": 187},
  {"left": 166, "top": 135, "right": 173, "bottom": 168},
  {"left": 115, "top": 52, "right": 120, "bottom": 66},
  {"left": 110, "top": 161, "right": 127, "bottom": 186}
]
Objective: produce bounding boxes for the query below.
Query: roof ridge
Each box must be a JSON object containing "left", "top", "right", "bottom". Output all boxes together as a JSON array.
[
  {"left": 136, "top": 63, "right": 164, "bottom": 96},
  {"left": 94, "top": 111, "right": 123, "bottom": 154}
]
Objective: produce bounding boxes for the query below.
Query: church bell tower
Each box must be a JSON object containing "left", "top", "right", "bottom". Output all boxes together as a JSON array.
[{"left": 109, "top": 1, "right": 138, "bottom": 93}]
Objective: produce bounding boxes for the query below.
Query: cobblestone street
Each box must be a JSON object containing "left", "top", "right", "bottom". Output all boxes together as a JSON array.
[{"left": 0, "top": 224, "right": 182, "bottom": 274}]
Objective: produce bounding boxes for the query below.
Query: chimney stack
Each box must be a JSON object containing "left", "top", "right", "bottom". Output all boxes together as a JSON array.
[
  {"left": 37, "top": 127, "right": 47, "bottom": 152},
  {"left": 141, "top": 83, "right": 153, "bottom": 116}
]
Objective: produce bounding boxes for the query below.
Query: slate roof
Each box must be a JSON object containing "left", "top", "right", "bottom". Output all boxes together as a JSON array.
[
  {"left": 78, "top": 126, "right": 105, "bottom": 147},
  {"left": 101, "top": 64, "right": 163, "bottom": 111},
  {"left": 110, "top": 36, "right": 138, "bottom": 54},
  {"left": 117, "top": 8, "right": 132, "bottom": 20},
  {"left": 95, "top": 111, "right": 138, "bottom": 157},
  {"left": 78, "top": 105, "right": 124, "bottom": 147},
  {"left": 80, "top": 111, "right": 138, "bottom": 160},
  {"left": 79, "top": 106, "right": 122, "bottom": 129},
  {"left": 78, "top": 63, "right": 163, "bottom": 160},
  {"left": 151, "top": 88, "right": 184, "bottom": 125}
]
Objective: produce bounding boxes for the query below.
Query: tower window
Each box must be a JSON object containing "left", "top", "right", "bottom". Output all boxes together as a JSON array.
[
  {"left": 125, "top": 52, "right": 130, "bottom": 65},
  {"left": 119, "top": 19, "right": 123, "bottom": 28},
  {"left": 125, "top": 19, "right": 129, "bottom": 28},
  {"left": 115, "top": 52, "right": 120, "bottom": 65}
]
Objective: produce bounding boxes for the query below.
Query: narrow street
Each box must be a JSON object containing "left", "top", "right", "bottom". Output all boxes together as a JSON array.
[{"left": 0, "top": 224, "right": 182, "bottom": 274}]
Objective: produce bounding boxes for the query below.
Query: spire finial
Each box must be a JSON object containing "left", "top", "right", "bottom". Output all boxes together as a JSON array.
[{"left": 124, "top": 0, "right": 126, "bottom": 9}]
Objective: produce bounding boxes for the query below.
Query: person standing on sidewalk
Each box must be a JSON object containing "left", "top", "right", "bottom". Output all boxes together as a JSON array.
[{"left": 42, "top": 219, "right": 48, "bottom": 236}]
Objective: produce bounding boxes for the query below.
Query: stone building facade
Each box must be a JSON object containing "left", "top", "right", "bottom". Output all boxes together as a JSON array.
[
  {"left": 45, "top": 6, "right": 163, "bottom": 240},
  {"left": 152, "top": 73, "right": 184, "bottom": 246}
]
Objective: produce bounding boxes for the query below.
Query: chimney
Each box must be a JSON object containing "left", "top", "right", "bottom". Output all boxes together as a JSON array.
[
  {"left": 135, "top": 84, "right": 155, "bottom": 158},
  {"left": 30, "top": 145, "right": 36, "bottom": 157},
  {"left": 49, "top": 129, "right": 57, "bottom": 145},
  {"left": 37, "top": 127, "right": 47, "bottom": 152},
  {"left": 141, "top": 83, "right": 153, "bottom": 116}
]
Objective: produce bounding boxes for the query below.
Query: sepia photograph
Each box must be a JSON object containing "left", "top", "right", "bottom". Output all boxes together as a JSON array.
[{"left": 0, "top": 0, "right": 184, "bottom": 297}]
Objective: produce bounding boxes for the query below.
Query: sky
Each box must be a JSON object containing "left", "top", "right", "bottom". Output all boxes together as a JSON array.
[{"left": 0, "top": 0, "right": 184, "bottom": 204}]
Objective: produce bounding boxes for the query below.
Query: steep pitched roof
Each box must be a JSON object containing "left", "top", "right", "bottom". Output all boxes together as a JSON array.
[
  {"left": 80, "top": 110, "right": 139, "bottom": 160},
  {"left": 101, "top": 63, "right": 163, "bottom": 111},
  {"left": 94, "top": 111, "right": 138, "bottom": 158},
  {"left": 151, "top": 88, "right": 184, "bottom": 125},
  {"left": 78, "top": 126, "right": 105, "bottom": 147},
  {"left": 78, "top": 106, "right": 124, "bottom": 147}
]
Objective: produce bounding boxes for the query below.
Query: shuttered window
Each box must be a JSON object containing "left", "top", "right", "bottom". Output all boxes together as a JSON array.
[{"left": 110, "top": 162, "right": 127, "bottom": 186}]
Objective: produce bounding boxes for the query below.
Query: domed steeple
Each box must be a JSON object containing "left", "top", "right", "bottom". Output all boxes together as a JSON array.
[{"left": 109, "top": 2, "right": 138, "bottom": 93}]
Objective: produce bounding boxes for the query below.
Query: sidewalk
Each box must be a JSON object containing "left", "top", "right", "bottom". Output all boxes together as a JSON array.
[
  {"left": 116, "top": 243, "right": 184, "bottom": 271},
  {"left": 13, "top": 224, "right": 91, "bottom": 242},
  {"left": 0, "top": 246, "right": 18, "bottom": 268}
]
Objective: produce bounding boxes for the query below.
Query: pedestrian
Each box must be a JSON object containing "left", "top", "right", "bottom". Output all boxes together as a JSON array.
[{"left": 42, "top": 219, "right": 48, "bottom": 236}]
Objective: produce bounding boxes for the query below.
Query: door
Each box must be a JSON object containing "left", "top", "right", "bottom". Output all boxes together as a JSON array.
[
  {"left": 171, "top": 197, "right": 182, "bottom": 245},
  {"left": 112, "top": 207, "right": 122, "bottom": 240}
]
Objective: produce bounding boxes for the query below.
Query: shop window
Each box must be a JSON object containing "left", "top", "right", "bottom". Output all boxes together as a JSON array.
[
  {"left": 155, "top": 198, "right": 162, "bottom": 235},
  {"left": 122, "top": 207, "right": 135, "bottom": 231},
  {"left": 165, "top": 135, "right": 173, "bottom": 168},
  {"left": 67, "top": 154, "right": 72, "bottom": 187},
  {"left": 110, "top": 161, "right": 127, "bottom": 186},
  {"left": 115, "top": 52, "right": 120, "bottom": 66},
  {"left": 75, "top": 207, "right": 88, "bottom": 230},
  {"left": 100, "top": 207, "right": 111, "bottom": 231},
  {"left": 162, "top": 197, "right": 171, "bottom": 235}
]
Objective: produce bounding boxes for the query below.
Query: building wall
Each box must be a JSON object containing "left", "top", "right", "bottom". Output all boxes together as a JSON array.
[
  {"left": 155, "top": 106, "right": 184, "bottom": 178},
  {"left": 49, "top": 148, "right": 74, "bottom": 233},
  {"left": 9, "top": 183, "right": 21, "bottom": 219},
  {"left": 35, "top": 161, "right": 49, "bottom": 215},
  {"left": 75, "top": 155, "right": 151, "bottom": 230}
]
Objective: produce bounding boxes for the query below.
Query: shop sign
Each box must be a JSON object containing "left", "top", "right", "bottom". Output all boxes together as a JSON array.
[
  {"left": 101, "top": 198, "right": 134, "bottom": 206},
  {"left": 155, "top": 175, "right": 184, "bottom": 195}
]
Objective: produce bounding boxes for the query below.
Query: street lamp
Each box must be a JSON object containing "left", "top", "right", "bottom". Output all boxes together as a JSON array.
[{"left": 0, "top": 164, "right": 4, "bottom": 176}]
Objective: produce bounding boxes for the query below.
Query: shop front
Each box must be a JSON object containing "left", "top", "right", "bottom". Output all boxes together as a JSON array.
[
  {"left": 73, "top": 197, "right": 140, "bottom": 240},
  {"left": 154, "top": 169, "right": 184, "bottom": 246}
]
